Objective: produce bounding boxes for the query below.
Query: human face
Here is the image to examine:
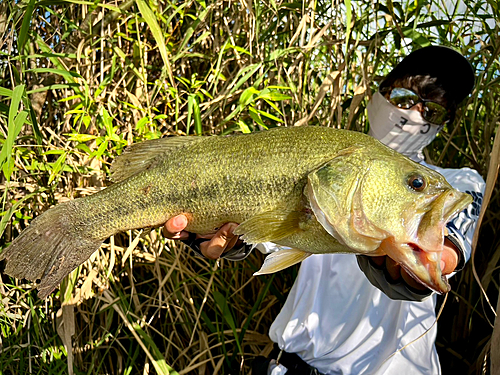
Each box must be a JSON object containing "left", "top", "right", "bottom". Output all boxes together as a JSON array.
[
  {"left": 367, "top": 91, "right": 442, "bottom": 160},
  {"left": 381, "top": 87, "right": 450, "bottom": 125}
]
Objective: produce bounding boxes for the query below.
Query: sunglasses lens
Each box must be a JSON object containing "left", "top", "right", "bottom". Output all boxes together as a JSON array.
[
  {"left": 388, "top": 88, "right": 420, "bottom": 109},
  {"left": 423, "top": 102, "right": 449, "bottom": 125},
  {"left": 386, "top": 87, "right": 449, "bottom": 125}
]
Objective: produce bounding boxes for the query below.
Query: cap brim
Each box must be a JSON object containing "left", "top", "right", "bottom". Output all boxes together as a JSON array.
[{"left": 381, "top": 46, "right": 475, "bottom": 104}]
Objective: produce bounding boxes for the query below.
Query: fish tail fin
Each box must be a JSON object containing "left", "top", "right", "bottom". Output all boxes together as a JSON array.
[{"left": 0, "top": 201, "right": 103, "bottom": 299}]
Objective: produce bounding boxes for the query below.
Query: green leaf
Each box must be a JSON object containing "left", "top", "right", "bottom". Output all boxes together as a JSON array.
[
  {"left": 221, "top": 106, "right": 241, "bottom": 125},
  {"left": 0, "top": 87, "right": 13, "bottom": 97},
  {"left": 345, "top": 0, "right": 352, "bottom": 45},
  {"left": 92, "top": 139, "right": 109, "bottom": 160},
  {"left": 402, "top": 28, "right": 431, "bottom": 47},
  {"left": 134, "top": 324, "right": 179, "bottom": 375},
  {"left": 213, "top": 291, "right": 242, "bottom": 354},
  {"left": 257, "top": 91, "right": 292, "bottom": 102},
  {"left": 173, "top": 5, "right": 213, "bottom": 61},
  {"left": 256, "top": 108, "right": 283, "bottom": 123},
  {"left": 112, "top": 45, "right": 142, "bottom": 78},
  {"left": 224, "top": 43, "right": 252, "bottom": 56},
  {"left": 100, "top": 107, "right": 115, "bottom": 138},
  {"left": 136, "top": 0, "right": 169, "bottom": 67},
  {"left": 66, "top": 134, "right": 98, "bottom": 143},
  {"left": 26, "top": 68, "right": 82, "bottom": 82},
  {"left": 237, "top": 120, "right": 252, "bottom": 133},
  {"left": 187, "top": 94, "right": 194, "bottom": 135},
  {"left": 58, "top": 0, "right": 122, "bottom": 12},
  {"left": 27, "top": 83, "right": 80, "bottom": 94},
  {"left": 35, "top": 35, "right": 66, "bottom": 70},
  {"left": 229, "top": 63, "right": 262, "bottom": 95},
  {"left": 42, "top": 150, "right": 67, "bottom": 156},
  {"left": 185, "top": 93, "right": 202, "bottom": 135},
  {"left": 10, "top": 52, "right": 78, "bottom": 60},
  {"left": 239, "top": 87, "right": 260, "bottom": 107},
  {"left": 193, "top": 98, "right": 202, "bottom": 136},
  {"left": 262, "top": 99, "right": 282, "bottom": 114},
  {"left": 0, "top": 190, "right": 44, "bottom": 247},
  {"left": 136, "top": 117, "right": 150, "bottom": 132},
  {"left": 248, "top": 109, "right": 266, "bottom": 128},
  {"left": 17, "top": 0, "right": 36, "bottom": 55},
  {"left": 0, "top": 85, "right": 28, "bottom": 181},
  {"left": 265, "top": 47, "right": 297, "bottom": 61},
  {"left": 48, "top": 152, "right": 68, "bottom": 185}
]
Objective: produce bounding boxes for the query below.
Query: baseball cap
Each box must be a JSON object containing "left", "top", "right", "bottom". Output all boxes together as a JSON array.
[{"left": 380, "top": 46, "right": 475, "bottom": 104}]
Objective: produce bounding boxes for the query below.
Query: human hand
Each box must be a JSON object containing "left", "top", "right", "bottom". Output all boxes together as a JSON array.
[
  {"left": 162, "top": 214, "right": 241, "bottom": 259},
  {"left": 370, "top": 238, "right": 459, "bottom": 291}
]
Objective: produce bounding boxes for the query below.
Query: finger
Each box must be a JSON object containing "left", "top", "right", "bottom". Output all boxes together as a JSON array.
[
  {"left": 385, "top": 257, "right": 402, "bottom": 281},
  {"left": 200, "top": 223, "right": 239, "bottom": 259},
  {"left": 163, "top": 230, "right": 190, "bottom": 240},
  {"left": 163, "top": 215, "right": 189, "bottom": 239},
  {"left": 226, "top": 234, "right": 241, "bottom": 251},
  {"left": 370, "top": 256, "right": 386, "bottom": 266},
  {"left": 441, "top": 242, "right": 459, "bottom": 275},
  {"left": 166, "top": 215, "right": 189, "bottom": 233},
  {"left": 386, "top": 257, "right": 428, "bottom": 290},
  {"left": 197, "top": 233, "right": 217, "bottom": 240}
]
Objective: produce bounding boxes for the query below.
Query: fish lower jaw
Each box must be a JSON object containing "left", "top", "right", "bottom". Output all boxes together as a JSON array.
[{"left": 385, "top": 241, "right": 450, "bottom": 294}]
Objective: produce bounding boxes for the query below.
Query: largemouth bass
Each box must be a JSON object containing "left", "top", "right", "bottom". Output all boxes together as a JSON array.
[{"left": 0, "top": 126, "right": 472, "bottom": 298}]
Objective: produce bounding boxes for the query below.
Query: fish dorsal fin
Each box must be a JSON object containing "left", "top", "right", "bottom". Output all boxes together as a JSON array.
[
  {"left": 110, "top": 136, "right": 204, "bottom": 182},
  {"left": 254, "top": 249, "right": 312, "bottom": 275},
  {"left": 307, "top": 148, "right": 383, "bottom": 252},
  {"left": 233, "top": 210, "right": 301, "bottom": 244}
]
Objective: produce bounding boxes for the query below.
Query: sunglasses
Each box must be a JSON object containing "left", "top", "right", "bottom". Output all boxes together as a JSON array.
[{"left": 381, "top": 87, "right": 450, "bottom": 125}]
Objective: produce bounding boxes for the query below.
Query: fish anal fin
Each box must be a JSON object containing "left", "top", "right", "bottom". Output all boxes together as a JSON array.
[
  {"left": 110, "top": 136, "right": 205, "bottom": 182},
  {"left": 254, "top": 249, "right": 312, "bottom": 275},
  {"left": 233, "top": 210, "right": 301, "bottom": 244}
]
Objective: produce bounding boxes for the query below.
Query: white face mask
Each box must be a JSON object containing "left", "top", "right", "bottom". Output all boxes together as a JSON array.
[{"left": 367, "top": 92, "right": 442, "bottom": 160}]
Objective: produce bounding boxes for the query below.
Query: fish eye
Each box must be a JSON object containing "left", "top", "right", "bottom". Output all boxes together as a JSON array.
[{"left": 407, "top": 174, "right": 426, "bottom": 192}]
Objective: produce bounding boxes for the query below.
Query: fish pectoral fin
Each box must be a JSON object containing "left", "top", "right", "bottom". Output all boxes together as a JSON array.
[
  {"left": 254, "top": 249, "right": 312, "bottom": 275},
  {"left": 110, "top": 136, "right": 205, "bottom": 182},
  {"left": 233, "top": 210, "right": 301, "bottom": 244}
]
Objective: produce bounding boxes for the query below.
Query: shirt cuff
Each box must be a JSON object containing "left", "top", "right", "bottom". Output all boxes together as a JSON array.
[
  {"left": 445, "top": 233, "right": 466, "bottom": 272},
  {"left": 181, "top": 233, "right": 254, "bottom": 261},
  {"left": 356, "top": 255, "right": 433, "bottom": 302}
]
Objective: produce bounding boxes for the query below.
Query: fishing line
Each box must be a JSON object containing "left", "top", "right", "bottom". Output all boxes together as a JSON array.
[{"left": 380, "top": 292, "right": 448, "bottom": 365}]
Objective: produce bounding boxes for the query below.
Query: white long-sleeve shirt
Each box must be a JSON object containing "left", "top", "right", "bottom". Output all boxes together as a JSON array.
[{"left": 267, "top": 164, "right": 485, "bottom": 374}]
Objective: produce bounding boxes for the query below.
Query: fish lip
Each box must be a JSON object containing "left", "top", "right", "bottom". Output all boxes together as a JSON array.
[
  {"left": 412, "top": 189, "right": 473, "bottom": 256},
  {"left": 400, "top": 242, "right": 450, "bottom": 294},
  {"left": 443, "top": 191, "right": 473, "bottom": 221}
]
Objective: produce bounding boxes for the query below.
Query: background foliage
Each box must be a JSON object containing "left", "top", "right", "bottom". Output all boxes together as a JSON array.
[{"left": 0, "top": 0, "right": 499, "bottom": 373}]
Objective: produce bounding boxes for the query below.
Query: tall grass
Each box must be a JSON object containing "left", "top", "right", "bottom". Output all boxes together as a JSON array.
[{"left": 0, "top": 0, "right": 499, "bottom": 373}]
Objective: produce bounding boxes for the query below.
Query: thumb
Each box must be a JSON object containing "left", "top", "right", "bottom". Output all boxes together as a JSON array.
[{"left": 164, "top": 214, "right": 189, "bottom": 235}]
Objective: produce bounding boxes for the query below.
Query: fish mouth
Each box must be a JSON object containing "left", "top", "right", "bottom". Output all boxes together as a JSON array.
[{"left": 382, "top": 189, "right": 473, "bottom": 294}]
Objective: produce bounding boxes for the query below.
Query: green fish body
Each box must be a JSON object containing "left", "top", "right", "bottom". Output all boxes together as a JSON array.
[{"left": 0, "top": 126, "right": 472, "bottom": 298}]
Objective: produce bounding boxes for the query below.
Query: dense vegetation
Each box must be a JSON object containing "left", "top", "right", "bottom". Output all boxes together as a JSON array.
[{"left": 0, "top": 0, "right": 499, "bottom": 373}]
